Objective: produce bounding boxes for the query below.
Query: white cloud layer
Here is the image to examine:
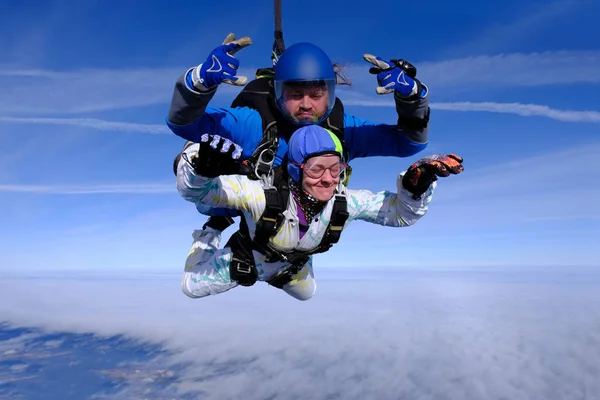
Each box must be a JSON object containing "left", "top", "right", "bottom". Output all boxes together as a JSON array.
[{"left": 1, "top": 268, "right": 599, "bottom": 400}]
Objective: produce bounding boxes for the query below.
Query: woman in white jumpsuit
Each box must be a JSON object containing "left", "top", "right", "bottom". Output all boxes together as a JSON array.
[{"left": 176, "top": 125, "right": 463, "bottom": 301}]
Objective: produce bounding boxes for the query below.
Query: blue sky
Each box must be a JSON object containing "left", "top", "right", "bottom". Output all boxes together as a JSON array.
[{"left": 1, "top": 0, "right": 599, "bottom": 271}]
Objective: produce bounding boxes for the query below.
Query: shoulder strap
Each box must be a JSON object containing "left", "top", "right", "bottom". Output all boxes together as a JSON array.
[
  {"left": 264, "top": 192, "right": 350, "bottom": 289},
  {"left": 225, "top": 175, "right": 290, "bottom": 286},
  {"left": 227, "top": 189, "right": 349, "bottom": 289},
  {"left": 321, "top": 98, "right": 347, "bottom": 160},
  {"left": 310, "top": 193, "right": 349, "bottom": 254},
  {"left": 261, "top": 191, "right": 350, "bottom": 262},
  {"left": 230, "top": 70, "right": 282, "bottom": 182},
  {"left": 253, "top": 179, "right": 289, "bottom": 250},
  {"left": 230, "top": 68, "right": 279, "bottom": 140},
  {"left": 231, "top": 73, "right": 350, "bottom": 182},
  {"left": 321, "top": 99, "right": 351, "bottom": 188}
]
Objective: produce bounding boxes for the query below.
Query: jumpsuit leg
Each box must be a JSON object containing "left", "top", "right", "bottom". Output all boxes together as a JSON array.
[
  {"left": 181, "top": 227, "right": 238, "bottom": 298},
  {"left": 279, "top": 258, "right": 317, "bottom": 301}
]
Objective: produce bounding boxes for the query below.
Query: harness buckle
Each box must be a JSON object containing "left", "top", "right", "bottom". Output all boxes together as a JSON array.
[
  {"left": 253, "top": 138, "right": 279, "bottom": 188},
  {"left": 229, "top": 257, "right": 258, "bottom": 287},
  {"left": 235, "top": 262, "right": 252, "bottom": 274}
]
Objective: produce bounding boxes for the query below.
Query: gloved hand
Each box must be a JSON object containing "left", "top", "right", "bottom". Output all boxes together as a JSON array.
[
  {"left": 402, "top": 154, "right": 464, "bottom": 198},
  {"left": 191, "top": 33, "right": 252, "bottom": 89},
  {"left": 363, "top": 54, "right": 423, "bottom": 99},
  {"left": 191, "top": 134, "right": 245, "bottom": 178}
]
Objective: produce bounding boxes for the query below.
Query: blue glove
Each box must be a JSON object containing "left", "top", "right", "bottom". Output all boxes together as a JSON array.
[
  {"left": 191, "top": 33, "right": 252, "bottom": 89},
  {"left": 363, "top": 54, "right": 423, "bottom": 99}
]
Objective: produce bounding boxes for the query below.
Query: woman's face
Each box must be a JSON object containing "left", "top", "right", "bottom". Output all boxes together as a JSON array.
[{"left": 301, "top": 154, "right": 343, "bottom": 201}]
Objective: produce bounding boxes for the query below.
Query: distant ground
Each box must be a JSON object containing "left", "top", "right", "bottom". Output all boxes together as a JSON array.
[{"left": 0, "top": 323, "right": 188, "bottom": 400}]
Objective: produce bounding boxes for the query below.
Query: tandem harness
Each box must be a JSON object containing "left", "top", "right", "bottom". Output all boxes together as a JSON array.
[
  {"left": 221, "top": 68, "right": 351, "bottom": 289},
  {"left": 224, "top": 174, "right": 349, "bottom": 289},
  {"left": 231, "top": 68, "right": 352, "bottom": 185}
]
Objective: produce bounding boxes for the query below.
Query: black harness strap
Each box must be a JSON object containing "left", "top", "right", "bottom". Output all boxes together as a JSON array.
[
  {"left": 316, "top": 194, "right": 349, "bottom": 250},
  {"left": 266, "top": 263, "right": 306, "bottom": 289},
  {"left": 226, "top": 186, "right": 349, "bottom": 289},
  {"left": 223, "top": 70, "right": 351, "bottom": 289},
  {"left": 225, "top": 178, "right": 289, "bottom": 286},
  {"left": 227, "top": 229, "right": 258, "bottom": 287},
  {"left": 230, "top": 73, "right": 349, "bottom": 181},
  {"left": 264, "top": 194, "right": 349, "bottom": 288},
  {"left": 253, "top": 183, "right": 289, "bottom": 249}
]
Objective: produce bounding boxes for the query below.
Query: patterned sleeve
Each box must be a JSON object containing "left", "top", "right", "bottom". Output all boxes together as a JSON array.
[
  {"left": 345, "top": 172, "right": 436, "bottom": 227},
  {"left": 176, "top": 143, "right": 266, "bottom": 217}
]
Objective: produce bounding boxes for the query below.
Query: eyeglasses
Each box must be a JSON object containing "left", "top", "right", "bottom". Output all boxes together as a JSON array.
[{"left": 292, "top": 161, "right": 348, "bottom": 179}]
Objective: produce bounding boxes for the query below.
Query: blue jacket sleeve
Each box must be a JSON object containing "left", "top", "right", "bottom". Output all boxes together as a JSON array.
[
  {"left": 343, "top": 92, "right": 430, "bottom": 161},
  {"left": 165, "top": 68, "right": 267, "bottom": 160}
]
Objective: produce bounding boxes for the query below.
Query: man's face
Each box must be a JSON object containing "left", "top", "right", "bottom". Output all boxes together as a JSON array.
[{"left": 281, "top": 84, "right": 330, "bottom": 124}]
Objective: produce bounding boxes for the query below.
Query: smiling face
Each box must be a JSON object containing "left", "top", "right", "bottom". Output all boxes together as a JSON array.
[
  {"left": 300, "top": 154, "right": 343, "bottom": 201},
  {"left": 281, "top": 84, "right": 331, "bottom": 124}
]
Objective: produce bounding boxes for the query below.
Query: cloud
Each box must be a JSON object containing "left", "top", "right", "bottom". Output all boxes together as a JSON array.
[
  {"left": 0, "top": 67, "right": 177, "bottom": 114},
  {"left": 442, "top": 1, "right": 585, "bottom": 56},
  {"left": 0, "top": 66, "right": 253, "bottom": 115},
  {"left": 1, "top": 269, "right": 599, "bottom": 400},
  {"left": 417, "top": 50, "right": 600, "bottom": 88},
  {"left": 1, "top": 49, "right": 599, "bottom": 116},
  {"left": 340, "top": 96, "right": 600, "bottom": 123},
  {"left": 431, "top": 102, "right": 600, "bottom": 123},
  {"left": 0, "top": 116, "right": 170, "bottom": 134},
  {"left": 0, "top": 69, "right": 54, "bottom": 77},
  {"left": 340, "top": 50, "right": 600, "bottom": 91},
  {"left": 2, "top": 99, "right": 599, "bottom": 136},
  {"left": 0, "top": 182, "right": 174, "bottom": 194}
]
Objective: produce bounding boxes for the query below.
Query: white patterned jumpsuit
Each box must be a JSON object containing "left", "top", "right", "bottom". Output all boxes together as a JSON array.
[{"left": 176, "top": 143, "right": 436, "bottom": 301}]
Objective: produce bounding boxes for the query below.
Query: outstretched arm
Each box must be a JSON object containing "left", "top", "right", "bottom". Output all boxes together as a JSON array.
[
  {"left": 347, "top": 173, "right": 435, "bottom": 227},
  {"left": 348, "top": 154, "right": 465, "bottom": 227},
  {"left": 176, "top": 142, "right": 266, "bottom": 214}
]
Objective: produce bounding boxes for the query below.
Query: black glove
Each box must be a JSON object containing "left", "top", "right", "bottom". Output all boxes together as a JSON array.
[
  {"left": 402, "top": 154, "right": 464, "bottom": 198},
  {"left": 191, "top": 134, "right": 245, "bottom": 178}
]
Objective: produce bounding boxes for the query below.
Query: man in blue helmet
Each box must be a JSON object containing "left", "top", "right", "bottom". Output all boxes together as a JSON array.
[{"left": 166, "top": 33, "right": 431, "bottom": 234}]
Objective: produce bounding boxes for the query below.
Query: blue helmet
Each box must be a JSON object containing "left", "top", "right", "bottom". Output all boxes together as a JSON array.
[
  {"left": 287, "top": 125, "right": 343, "bottom": 182},
  {"left": 274, "top": 42, "right": 336, "bottom": 126}
]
